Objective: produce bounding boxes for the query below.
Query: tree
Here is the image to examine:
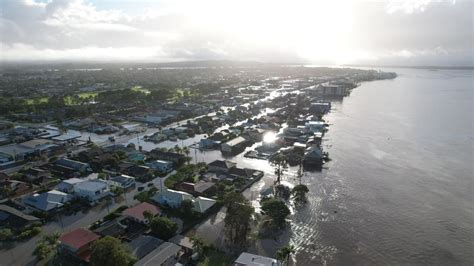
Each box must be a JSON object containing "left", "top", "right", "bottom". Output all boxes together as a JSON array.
[
  {"left": 296, "top": 163, "right": 303, "bottom": 184},
  {"left": 150, "top": 217, "right": 178, "bottom": 240},
  {"left": 143, "top": 210, "right": 155, "bottom": 223},
  {"left": 33, "top": 232, "right": 60, "bottom": 260},
  {"left": 291, "top": 184, "right": 309, "bottom": 205},
  {"left": 90, "top": 236, "right": 136, "bottom": 266},
  {"left": 190, "top": 236, "right": 205, "bottom": 256},
  {"left": 223, "top": 192, "right": 254, "bottom": 250},
  {"left": 261, "top": 198, "right": 290, "bottom": 228},
  {"left": 179, "top": 199, "right": 196, "bottom": 219},
  {"left": 275, "top": 244, "right": 296, "bottom": 266},
  {"left": 270, "top": 153, "right": 288, "bottom": 185},
  {"left": 0, "top": 228, "right": 13, "bottom": 241}
]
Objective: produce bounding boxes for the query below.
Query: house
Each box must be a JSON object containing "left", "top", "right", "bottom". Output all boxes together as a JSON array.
[
  {"left": 175, "top": 181, "right": 215, "bottom": 196},
  {"left": 199, "top": 138, "right": 220, "bottom": 149},
  {"left": 0, "top": 179, "right": 31, "bottom": 198},
  {"left": 57, "top": 178, "right": 85, "bottom": 193},
  {"left": 152, "top": 188, "right": 216, "bottom": 213},
  {"left": 234, "top": 252, "right": 281, "bottom": 266},
  {"left": 123, "top": 202, "right": 161, "bottom": 225},
  {"left": 152, "top": 188, "right": 194, "bottom": 208},
  {"left": 59, "top": 228, "right": 100, "bottom": 263},
  {"left": 207, "top": 160, "right": 236, "bottom": 174},
  {"left": 109, "top": 174, "right": 136, "bottom": 189},
  {"left": 228, "top": 167, "right": 263, "bottom": 180},
  {"left": 146, "top": 160, "right": 174, "bottom": 173},
  {"left": 73, "top": 180, "right": 110, "bottom": 202},
  {"left": 24, "top": 190, "right": 71, "bottom": 212},
  {"left": 221, "top": 136, "right": 249, "bottom": 154},
  {"left": 148, "top": 150, "right": 185, "bottom": 166},
  {"left": 93, "top": 217, "right": 127, "bottom": 237},
  {"left": 55, "top": 158, "right": 92, "bottom": 173},
  {"left": 193, "top": 196, "right": 217, "bottom": 213},
  {"left": 24, "top": 167, "right": 51, "bottom": 183},
  {"left": 303, "top": 146, "right": 324, "bottom": 167},
  {"left": 0, "top": 204, "right": 40, "bottom": 229},
  {"left": 124, "top": 165, "right": 153, "bottom": 181},
  {"left": 134, "top": 242, "right": 181, "bottom": 266},
  {"left": 127, "top": 235, "right": 164, "bottom": 259},
  {"left": 305, "top": 121, "right": 325, "bottom": 133},
  {"left": 318, "top": 83, "right": 346, "bottom": 96},
  {"left": 309, "top": 102, "right": 331, "bottom": 114},
  {"left": 169, "top": 235, "right": 193, "bottom": 255}
]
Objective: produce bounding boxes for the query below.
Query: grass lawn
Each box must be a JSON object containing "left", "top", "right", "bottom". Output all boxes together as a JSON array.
[
  {"left": 131, "top": 85, "right": 150, "bottom": 94},
  {"left": 197, "top": 249, "right": 233, "bottom": 266},
  {"left": 25, "top": 97, "right": 49, "bottom": 105},
  {"left": 63, "top": 92, "right": 98, "bottom": 105}
]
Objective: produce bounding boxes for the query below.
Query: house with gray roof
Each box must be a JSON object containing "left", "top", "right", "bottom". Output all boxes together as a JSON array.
[{"left": 24, "top": 190, "right": 71, "bottom": 212}]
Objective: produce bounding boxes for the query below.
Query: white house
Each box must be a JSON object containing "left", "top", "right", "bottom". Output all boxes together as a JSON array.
[
  {"left": 305, "top": 121, "right": 325, "bottom": 133},
  {"left": 73, "top": 180, "right": 110, "bottom": 202},
  {"left": 152, "top": 188, "right": 194, "bottom": 208},
  {"left": 234, "top": 252, "right": 281, "bottom": 266},
  {"left": 152, "top": 188, "right": 216, "bottom": 213},
  {"left": 146, "top": 160, "right": 174, "bottom": 173},
  {"left": 57, "top": 178, "right": 85, "bottom": 193}
]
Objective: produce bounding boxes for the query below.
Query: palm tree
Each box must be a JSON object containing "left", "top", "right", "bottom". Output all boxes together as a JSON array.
[
  {"left": 275, "top": 244, "right": 296, "bottom": 266},
  {"left": 269, "top": 153, "right": 288, "bottom": 185},
  {"left": 182, "top": 146, "right": 190, "bottom": 156},
  {"left": 174, "top": 145, "right": 182, "bottom": 154}
]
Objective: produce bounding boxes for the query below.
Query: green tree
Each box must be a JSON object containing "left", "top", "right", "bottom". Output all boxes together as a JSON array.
[
  {"left": 179, "top": 199, "right": 196, "bottom": 219},
  {"left": 190, "top": 236, "right": 205, "bottom": 256},
  {"left": 291, "top": 184, "right": 309, "bottom": 205},
  {"left": 261, "top": 198, "right": 290, "bottom": 228},
  {"left": 275, "top": 244, "right": 296, "bottom": 266},
  {"left": 0, "top": 228, "right": 13, "bottom": 241},
  {"left": 270, "top": 153, "right": 288, "bottom": 185},
  {"left": 223, "top": 192, "right": 254, "bottom": 250},
  {"left": 33, "top": 232, "right": 60, "bottom": 260},
  {"left": 90, "top": 236, "right": 136, "bottom": 266},
  {"left": 150, "top": 217, "right": 178, "bottom": 240}
]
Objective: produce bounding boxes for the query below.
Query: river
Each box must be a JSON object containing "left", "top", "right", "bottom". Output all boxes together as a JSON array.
[{"left": 260, "top": 67, "right": 473, "bottom": 265}]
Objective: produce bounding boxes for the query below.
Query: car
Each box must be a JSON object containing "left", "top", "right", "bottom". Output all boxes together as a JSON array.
[
  {"left": 147, "top": 183, "right": 154, "bottom": 187},
  {"left": 137, "top": 186, "right": 144, "bottom": 192}
]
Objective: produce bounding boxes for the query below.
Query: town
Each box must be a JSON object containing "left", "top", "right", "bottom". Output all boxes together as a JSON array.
[{"left": 0, "top": 64, "right": 396, "bottom": 266}]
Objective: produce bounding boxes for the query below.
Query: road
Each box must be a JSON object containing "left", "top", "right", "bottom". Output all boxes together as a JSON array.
[{"left": 0, "top": 171, "right": 174, "bottom": 266}]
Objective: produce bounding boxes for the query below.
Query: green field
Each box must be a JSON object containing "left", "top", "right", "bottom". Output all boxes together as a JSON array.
[
  {"left": 64, "top": 92, "right": 98, "bottom": 105},
  {"left": 25, "top": 97, "right": 49, "bottom": 105},
  {"left": 131, "top": 85, "right": 150, "bottom": 94}
]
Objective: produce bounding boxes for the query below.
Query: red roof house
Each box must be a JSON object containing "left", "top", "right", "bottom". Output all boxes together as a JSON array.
[
  {"left": 123, "top": 202, "right": 161, "bottom": 224},
  {"left": 59, "top": 228, "right": 100, "bottom": 262}
]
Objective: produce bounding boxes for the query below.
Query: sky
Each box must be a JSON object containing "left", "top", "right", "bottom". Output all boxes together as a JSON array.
[{"left": 0, "top": 0, "right": 472, "bottom": 66}]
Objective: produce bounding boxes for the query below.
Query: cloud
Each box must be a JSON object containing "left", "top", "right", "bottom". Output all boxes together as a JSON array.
[{"left": 0, "top": 0, "right": 472, "bottom": 66}]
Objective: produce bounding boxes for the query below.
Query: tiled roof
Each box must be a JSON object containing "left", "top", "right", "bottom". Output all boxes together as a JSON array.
[
  {"left": 59, "top": 228, "right": 100, "bottom": 250},
  {"left": 123, "top": 202, "right": 161, "bottom": 221}
]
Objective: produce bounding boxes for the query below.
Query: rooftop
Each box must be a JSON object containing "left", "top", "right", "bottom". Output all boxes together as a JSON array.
[
  {"left": 123, "top": 202, "right": 161, "bottom": 221},
  {"left": 134, "top": 242, "right": 181, "bottom": 266},
  {"left": 234, "top": 252, "right": 281, "bottom": 266},
  {"left": 59, "top": 228, "right": 100, "bottom": 250}
]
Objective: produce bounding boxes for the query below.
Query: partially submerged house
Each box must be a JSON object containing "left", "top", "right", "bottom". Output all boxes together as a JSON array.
[
  {"left": 234, "top": 252, "right": 281, "bottom": 266},
  {"left": 59, "top": 228, "right": 100, "bottom": 263},
  {"left": 24, "top": 189, "right": 71, "bottom": 212},
  {"left": 73, "top": 180, "right": 110, "bottom": 202},
  {"left": 123, "top": 202, "right": 161, "bottom": 225}
]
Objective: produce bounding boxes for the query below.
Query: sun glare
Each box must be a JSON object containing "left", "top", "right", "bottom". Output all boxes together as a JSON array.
[{"left": 263, "top": 132, "right": 278, "bottom": 143}]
